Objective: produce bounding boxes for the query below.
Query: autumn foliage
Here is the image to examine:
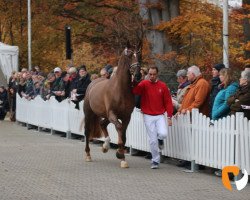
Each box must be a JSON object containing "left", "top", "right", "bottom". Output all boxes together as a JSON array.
[{"left": 0, "top": 0, "right": 249, "bottom": 74}]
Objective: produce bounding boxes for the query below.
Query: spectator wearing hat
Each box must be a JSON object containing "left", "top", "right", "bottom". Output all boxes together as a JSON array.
[
  {"left": 172, "top": 69, "right": 190, "bottom": 112},
  {"left": 51, "top": 67, "right": 65, "bottom": 102},
  {"left": 104, "top": 64, "right": 113, "bottom": 79},
  {"left": 209, "top": 63, "right": 225, "bottom": 116}
]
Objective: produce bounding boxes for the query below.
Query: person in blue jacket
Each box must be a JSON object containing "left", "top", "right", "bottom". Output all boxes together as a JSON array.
[
  {"left": 212, "top": 68, "right": 239, "bottom": 177},
  {"left": 212, "top": 68, "right": 239, "bottom": 120}
]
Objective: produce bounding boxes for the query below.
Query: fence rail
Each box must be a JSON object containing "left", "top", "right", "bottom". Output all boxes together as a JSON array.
[{"left": 16, "top": 95, "right": 250, "bottom": 173}]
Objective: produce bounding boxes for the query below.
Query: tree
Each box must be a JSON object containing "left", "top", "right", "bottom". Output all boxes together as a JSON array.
[{"left": 243, "top": 0, "right": 250, "bottom": 60}]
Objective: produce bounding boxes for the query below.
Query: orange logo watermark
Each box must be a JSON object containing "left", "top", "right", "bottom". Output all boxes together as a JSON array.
[{"left": 222, "top": 166, "right": 248, "bottom": 191}]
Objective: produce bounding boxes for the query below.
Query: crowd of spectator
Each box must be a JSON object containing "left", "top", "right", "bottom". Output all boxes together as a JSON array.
[
  {"left": 171, "top": 64, "right": 250, "bottom": 174},
  {"left": 0, "top": 63, "right": 114, "bottom": 122}
]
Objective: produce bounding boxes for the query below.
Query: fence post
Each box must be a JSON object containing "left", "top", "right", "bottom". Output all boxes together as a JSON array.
[
  {"left": 66, "top": 99, "right": 71, "bottom": 139},
  {"left": 234, "top": 112, "right": 244, "bottom": 172},
  {"left": 190, "top": 109, "right": 199, "bottom": 172}
]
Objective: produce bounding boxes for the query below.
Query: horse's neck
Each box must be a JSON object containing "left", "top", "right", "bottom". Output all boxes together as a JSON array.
[{"left": 114, "top": 57, "right": 131, "bottom": 91}]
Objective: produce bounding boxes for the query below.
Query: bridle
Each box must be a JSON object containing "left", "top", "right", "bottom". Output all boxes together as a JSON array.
[{"left": 124, "top": 48, "right": 140, "bottom": 69}]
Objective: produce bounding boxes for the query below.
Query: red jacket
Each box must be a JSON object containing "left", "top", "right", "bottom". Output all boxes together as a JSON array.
[{"left": 133, "top": 80, "right": 173, "bottom": 117}]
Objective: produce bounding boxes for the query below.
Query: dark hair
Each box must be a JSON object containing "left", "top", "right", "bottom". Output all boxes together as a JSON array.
[
  {"left": 61, "top": 71, "right": 68, "bottom": 79},
  {"left": 214, "top": 63, "right": 225, "bottom": 72},
  {"left": 244, "top": 64, "right": 250, "bottom": 69},
  {"left": 78, "top": 64, "right": 87, "bottom": 71},
  {"left": 149, "top": 66, "right": 158, "bottom": 73}
]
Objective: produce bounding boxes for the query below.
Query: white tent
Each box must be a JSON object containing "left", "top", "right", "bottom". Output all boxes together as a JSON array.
[{"left": 0, "top": 42, "right": 19, "bottom": 83}]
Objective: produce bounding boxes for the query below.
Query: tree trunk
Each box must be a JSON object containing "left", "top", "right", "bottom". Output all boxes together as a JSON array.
[
  {"left": 139, "top": 0, "right": 180, "bottom": 88},
  {"left": 243, "top": 0, "right": 250, "bottom": 59},
  {"left": 140, "top": 0, "right": 179, "bottom": 55}
]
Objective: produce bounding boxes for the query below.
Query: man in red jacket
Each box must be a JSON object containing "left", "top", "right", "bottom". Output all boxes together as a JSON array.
[{"left": 133, "top": 66, "right": 173, "bottom": 169}]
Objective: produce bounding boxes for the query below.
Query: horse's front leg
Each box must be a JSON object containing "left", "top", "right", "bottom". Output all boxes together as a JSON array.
[
  {"left": 108, "top": 112, "right": 128, "bottom": 168},
  {"left": 100, "top": 118, "right": 111, "bottom": 153}
]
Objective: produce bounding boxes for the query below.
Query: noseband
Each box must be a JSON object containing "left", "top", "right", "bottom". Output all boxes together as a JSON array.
[{"left": 124, "top": 48, "right": 140, "bottom": 69}]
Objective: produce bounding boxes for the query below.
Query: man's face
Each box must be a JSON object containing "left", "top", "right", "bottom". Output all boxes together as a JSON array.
[
  {"left": 148, "top": 68, "right": 158, "bottom": 83},
  {"left": 63, "top": 74, "right": 70, "bottom": 82},
  {"left": 187, "top": 70, "right": 195, "bottom": 82},
  {"left": 25, "top": 72, "right": 31, "bottom": 79},
  {"left": 177, "top": 76, "right": 184, "bottom": 84},
  {"left": 55, "top": 71, "right": 61, "bottom": 77},
  {"left": 212, "top": 68, "right": 219, "bottom": 78},
  {"left": 79, "top": 69, "right": 87, "bottom": 77}
]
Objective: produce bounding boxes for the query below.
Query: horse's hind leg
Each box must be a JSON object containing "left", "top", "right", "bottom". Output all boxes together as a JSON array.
[
  {"left": 100, "top": 118, "right": 110, "bottom": 153},
  {"left": 83, "top": 103, "right": 95, "bottom": 162},
  {"left": 84, "top": 129, "right": 92, "bottom": 162}
]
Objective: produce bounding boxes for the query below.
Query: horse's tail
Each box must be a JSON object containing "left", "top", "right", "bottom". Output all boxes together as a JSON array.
[
  {"left": 85, "top": 113, "right": 102, "bottom": 139},
  {"left": 89, "top": 115, "right": 102, "bottom": 138}
]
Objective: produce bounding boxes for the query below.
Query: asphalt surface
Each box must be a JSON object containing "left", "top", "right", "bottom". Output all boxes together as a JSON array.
[{"left": 0, "top": 120, "right": 249, "bottom": 200}]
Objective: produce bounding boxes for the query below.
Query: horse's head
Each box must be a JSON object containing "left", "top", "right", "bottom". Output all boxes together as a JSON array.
[{"left": 123, "top": 41, "right": 142, "bottom": 82}]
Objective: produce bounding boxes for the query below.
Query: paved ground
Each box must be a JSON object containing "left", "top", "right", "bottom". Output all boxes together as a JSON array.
[{"left": 0, "top": 120, "right": 250, "bottom": 200}]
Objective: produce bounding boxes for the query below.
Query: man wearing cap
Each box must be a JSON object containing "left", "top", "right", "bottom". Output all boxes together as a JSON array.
[
  {"left": 104, "top": 64, "right": 113, "bottom": 79},
  {"left": 172, "top": 69, "right": 190, "bottom": 112},
  {"left": 209, "top": 63, "right": 225, "bottom": 116},
  {"left": 51, "top": 67, "right": 65, "bottom": 102}
]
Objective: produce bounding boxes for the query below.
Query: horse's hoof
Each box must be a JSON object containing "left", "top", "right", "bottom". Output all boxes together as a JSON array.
[
  {"left": 102, "top": 146, "right": 108, "bottom": 153},
  {"left": 85, "top": 156, "right": 92, "bottom": 162},
  {"left": 120, "top": 161, "right": 129, "bottom": 168},
  {"left": 116, "top": 151, "right": 125, "bottom": 159}
]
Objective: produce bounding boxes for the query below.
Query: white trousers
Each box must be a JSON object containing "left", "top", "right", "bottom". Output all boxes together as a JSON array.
[{"left": 143, "top": 114, "right": 168, "bottom": 164}]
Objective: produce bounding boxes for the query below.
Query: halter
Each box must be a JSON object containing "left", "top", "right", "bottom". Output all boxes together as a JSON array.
[{"left": 124, "top": 48, "right": 141, "bottom": 69}]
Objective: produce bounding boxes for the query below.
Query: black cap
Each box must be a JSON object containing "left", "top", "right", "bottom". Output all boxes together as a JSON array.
[{"left": 214, "top": 63, "right": 225, "bottom": 72}]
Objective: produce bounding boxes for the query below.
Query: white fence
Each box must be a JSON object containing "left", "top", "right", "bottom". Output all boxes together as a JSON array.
[{"left": 16, "top": 95, "right": 250, "bottom": 173}]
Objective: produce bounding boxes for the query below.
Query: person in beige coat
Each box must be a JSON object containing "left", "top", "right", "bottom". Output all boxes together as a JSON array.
[{"left": 172, "top": 69, "right": 190, "bottom": 112}]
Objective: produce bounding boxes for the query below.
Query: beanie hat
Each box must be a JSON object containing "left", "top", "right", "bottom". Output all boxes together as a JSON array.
[
  {"left": 214, "top": 63, "right": 225, "bottom": 72},
  {"left": 105, "top": 64, "right": 113, "bottom": 75}
]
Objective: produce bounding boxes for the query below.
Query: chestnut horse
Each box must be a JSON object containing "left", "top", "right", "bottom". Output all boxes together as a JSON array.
[{"left": 83, "top": 45, "right": 140, "bottom": 168}]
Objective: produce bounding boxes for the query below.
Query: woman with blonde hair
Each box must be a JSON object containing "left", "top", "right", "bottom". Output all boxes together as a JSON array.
[
  {"left": 212, "top": 68, "right": 239, "bottom": 120},
  {"left": 212, "top": 68, "right": 239, "bottom": 177}
]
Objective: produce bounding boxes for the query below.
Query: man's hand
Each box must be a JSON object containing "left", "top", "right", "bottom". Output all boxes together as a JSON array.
[
  {"left": 167, "top": 118, "right": 172, "bottom": 126},
  {"left": 241, "top": 105, "right": 250, "bottom": 110},
  {"left": 181, "top": 109, "right": 187, "bottom": 114}
]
